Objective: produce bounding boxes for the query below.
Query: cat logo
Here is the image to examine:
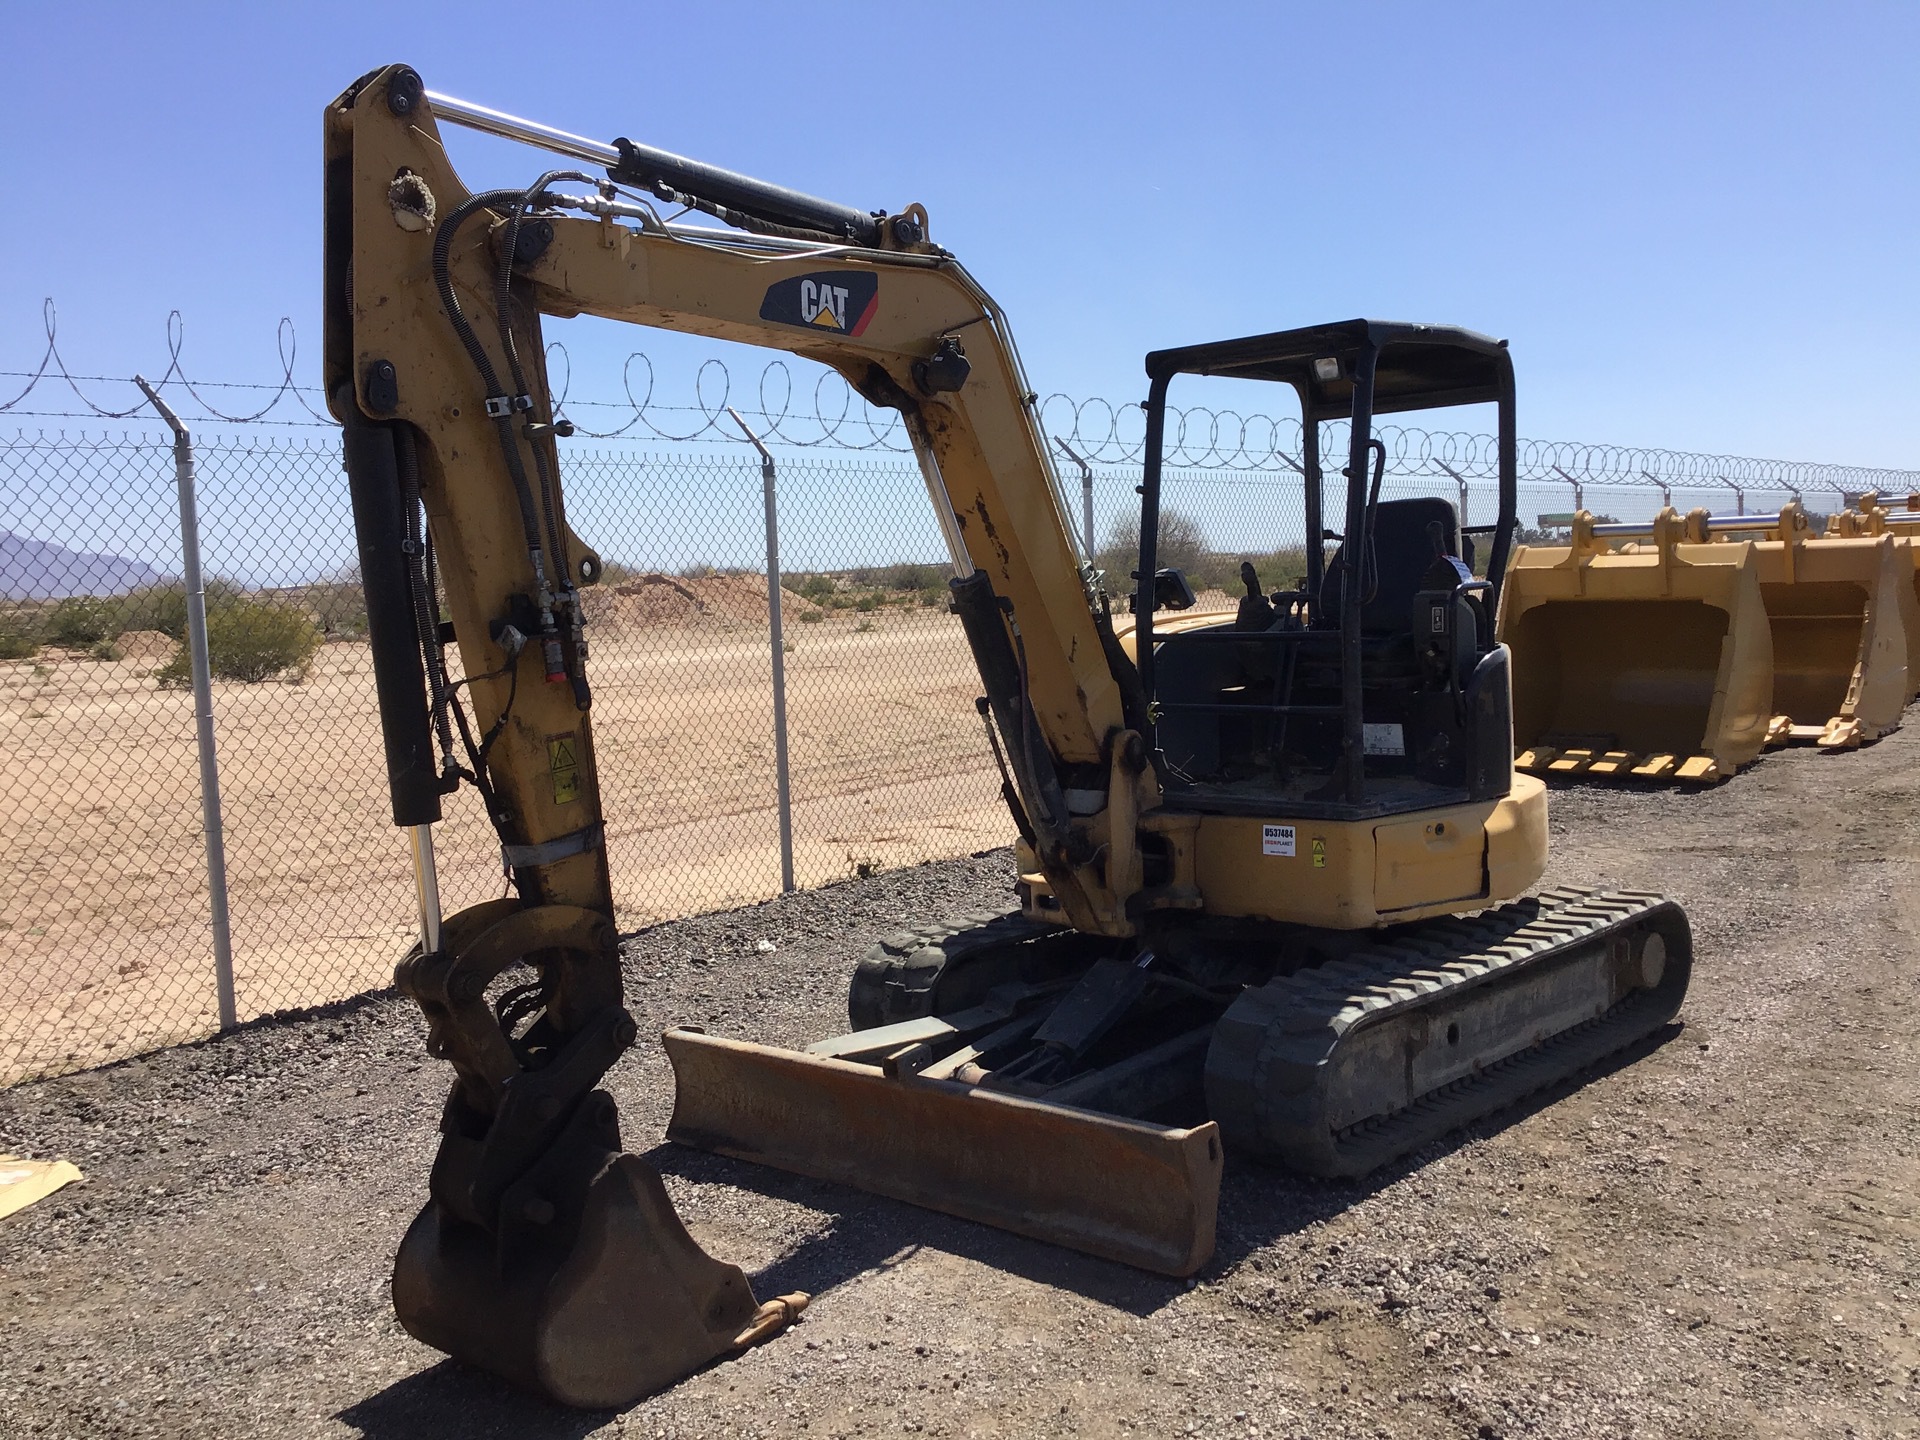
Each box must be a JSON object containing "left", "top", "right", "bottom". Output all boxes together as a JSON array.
[{"left": 759, "top": 271, "right": 879, "bottom": 337}]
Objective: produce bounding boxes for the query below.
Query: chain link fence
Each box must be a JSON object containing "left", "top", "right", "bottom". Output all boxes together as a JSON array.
[{"left": 4, "top": 340, "right": 1917, "bottom": 1084}]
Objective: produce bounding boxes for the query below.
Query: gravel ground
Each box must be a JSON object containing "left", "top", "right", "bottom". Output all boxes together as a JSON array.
[{"left": 3, "top": 735, "right": 1919, "bottom": 1440}]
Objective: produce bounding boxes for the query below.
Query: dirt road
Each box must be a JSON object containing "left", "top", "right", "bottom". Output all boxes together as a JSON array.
[
  {"left": 0, "top": 611, "right": 1004, "bottom": 1083},
  {"left": 2, "top": 734, "right": 1918, "bottom": 1438}
]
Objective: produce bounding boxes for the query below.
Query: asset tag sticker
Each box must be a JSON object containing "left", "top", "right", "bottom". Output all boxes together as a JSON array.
[
  {"left": 1262, "top": 824, "right": 1296, "bottom": 857},
  {"left": 548, "top": 734, "right": 580, "bottom": 805},
  {"left": 1362, "top": 723, "right": 1406, "bottom": 756}
]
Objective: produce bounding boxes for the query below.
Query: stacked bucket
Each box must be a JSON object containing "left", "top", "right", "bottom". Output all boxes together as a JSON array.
[{"left": 1496, "top": 497, "right": 1920, "bottom": 783}]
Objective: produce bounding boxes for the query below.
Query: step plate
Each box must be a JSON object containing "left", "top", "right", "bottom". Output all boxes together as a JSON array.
[{"left": 664, "top": 1029, "right": 1221, "bottom": 1277}]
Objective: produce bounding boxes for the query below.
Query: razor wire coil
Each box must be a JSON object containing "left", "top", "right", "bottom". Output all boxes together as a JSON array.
[{"left": 3, "top": 305, "right": 1912, "bottom": 496}]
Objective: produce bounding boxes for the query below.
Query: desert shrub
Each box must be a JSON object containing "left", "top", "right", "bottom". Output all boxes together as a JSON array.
[
  {"left": 854, "top": 594, "right": 879, "bottom": 613},
  {"left": 1218, "top": 546, "right": 1315, "bottom": 594},
  {"left": 156, "top": 599, "right": 323, "bottom": 687},
  {"left": 45, "top": 596, "right": 123, "bottom": 647},
  {"left": 305, "top": 578, "right": 369, "bottom": 638},
  {"left": 0, "top": 614, "right": 40, "bottom": 659},
  {"left": 87, "top": 638, "right": 124, "bottom": 661},
  {"left": 878, "top": 562, "right": 944, "bottom": 593},
  {"left": 1098, "top": 508, "right": 1213, "bottom": 590},
  {"left": 793, "top": 573, "right": 837, "bottom": 603},
  {"left": 120, "top": 578, "right": 241, "bottom": 640},
  {"left": 797, "top": 610, "right": 824, "bottom": 624}
]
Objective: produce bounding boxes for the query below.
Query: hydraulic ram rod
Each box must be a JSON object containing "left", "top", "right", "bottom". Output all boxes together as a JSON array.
[
  {"left": 1591, "top": 511, "right": 1787, "bottom": 539},
  {"left": 424, "top": 88, "right": 883, "bottom": 245}
]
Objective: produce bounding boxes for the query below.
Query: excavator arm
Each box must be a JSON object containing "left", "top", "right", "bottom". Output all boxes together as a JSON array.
[
  {"left": 325, "top": 65, "right": 1182, "bottom": 1405},
  {"left": 328, "top": 65, "right": 1157, "bottom": 937}
]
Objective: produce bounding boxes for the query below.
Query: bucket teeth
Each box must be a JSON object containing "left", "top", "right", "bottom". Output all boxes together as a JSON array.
[
  {"left": 1584, "top": 750, "right": 1640, "bottom": 777},
  {"left": 1545, "top": 748, "right": 1596, "bottom": 775},
  {"left": 1764, "top": 714, "right": 1795, "bottom": 748},
  {"left": 1674, "top": 755, "right": 1724, "bottom": 783},
  {"left": 1516, "top": 746, "right": 1720, "bottom": 785},
  {"left": 1818, "top": 716, "right": 1866, "bottom": 749}
]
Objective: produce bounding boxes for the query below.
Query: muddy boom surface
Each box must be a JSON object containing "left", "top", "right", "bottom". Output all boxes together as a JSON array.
[{"left": 666, "top": 890, "right": 1689, "bottom": 1274}]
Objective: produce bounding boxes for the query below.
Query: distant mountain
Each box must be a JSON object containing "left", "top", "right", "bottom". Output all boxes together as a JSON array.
[{"left": 1, "top": 531, "right": 174, "bottom": 600}]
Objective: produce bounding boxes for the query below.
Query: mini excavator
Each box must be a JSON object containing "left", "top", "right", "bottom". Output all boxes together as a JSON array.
[{"left": 327, "top": 67, "right": 1694, "bottom": 1406}]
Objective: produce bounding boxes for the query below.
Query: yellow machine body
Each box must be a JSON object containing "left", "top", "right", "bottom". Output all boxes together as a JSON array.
[
  {"left": 1020, "top": 772, "right": 1547, "bottom": 930},
  {"left": 328, "top": 67, "right": 1690, "bottom": 1408}
]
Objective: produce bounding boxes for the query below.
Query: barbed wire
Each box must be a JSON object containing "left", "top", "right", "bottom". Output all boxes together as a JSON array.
[
  {"left": 0, "top": 300, "right": 335, "bottom": 427},
  {"left": 2, "top": 304, "right": 1914, "bottom": 493}
]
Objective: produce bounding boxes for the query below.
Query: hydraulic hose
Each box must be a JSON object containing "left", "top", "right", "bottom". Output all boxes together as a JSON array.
[
  {"left": 394, "top": 425, "right": 457, "bottom": 779},
  {"left": 492, "top": 170, "right": 592, "bottom": 575},
  {"left": 430, "top": 186, "right": 568, "bottom": 684}
]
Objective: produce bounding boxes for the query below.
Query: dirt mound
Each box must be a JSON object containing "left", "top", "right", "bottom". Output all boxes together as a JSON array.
[
  {"left": 115, "top": 630, "right": 175, "bottom": 663},
  {"left": 582, "top": 573, "right": 823, "bottom": 633}
]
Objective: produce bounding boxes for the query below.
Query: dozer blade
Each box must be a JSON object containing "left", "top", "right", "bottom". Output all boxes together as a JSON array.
[
  {"left": 664, "top": 1029, "right": 1222, "bottom": 1277},
  {"left": 1498, "top": 535, "right": 1774, "bottom": 781}
]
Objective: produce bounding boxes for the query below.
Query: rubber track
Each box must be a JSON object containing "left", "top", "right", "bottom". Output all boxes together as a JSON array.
[
  {"left": 848, "top": 908, "right": 1052, "bottom": 1029},
  {"left": 1204, "top": 888, "right": 1693, "bottom": 1178}
]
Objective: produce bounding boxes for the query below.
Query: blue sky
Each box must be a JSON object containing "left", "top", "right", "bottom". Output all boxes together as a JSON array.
[{"left": 2, "top": 2, "right": 1915, "bottom": 465}]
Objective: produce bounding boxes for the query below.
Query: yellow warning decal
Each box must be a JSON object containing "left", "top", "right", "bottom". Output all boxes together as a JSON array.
[
  {"left": 1310, "top": 837, "right": 1327, "bottom": 870},
  {"left": 548, "top": 734, "right": 580, "bottom": 804}
]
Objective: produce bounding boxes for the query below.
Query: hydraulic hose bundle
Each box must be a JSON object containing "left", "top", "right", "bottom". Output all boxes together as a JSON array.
[{"left": 429, "top": 170, "right": 594, "bottom": 711}]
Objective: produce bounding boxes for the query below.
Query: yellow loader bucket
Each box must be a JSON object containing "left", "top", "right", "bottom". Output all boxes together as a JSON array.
[
  {"left": 1743, "top": 505, "right": 1911, "bottom": 748},
  {"left": 1828, "top": 495, "right": 1920, "bottom": 705},
  {"left": 1496, "top": 509, "right": 1774, "bottom": 782}
]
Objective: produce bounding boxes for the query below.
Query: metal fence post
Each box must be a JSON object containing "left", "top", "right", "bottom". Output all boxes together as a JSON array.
[
  {"left": 728, "top": 407, "right": 794, "bottom": 893},
  {"left": 1552, "top": 465, "right": 1584, "bottom": 515},
  {"left": 134, "top": 375, "right": 238, "bottom": 1029},
  {"left": 1435, "top": 460, "right": 1469, "bottom": 529},
  {"left": 1054, "top": 437, "right": 1096, "bottom": 558}
]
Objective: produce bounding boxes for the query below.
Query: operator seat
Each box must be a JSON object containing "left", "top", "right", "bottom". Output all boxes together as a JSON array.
[{"left": 1319, "top": 497, "right": 1468, "bottom": 635}]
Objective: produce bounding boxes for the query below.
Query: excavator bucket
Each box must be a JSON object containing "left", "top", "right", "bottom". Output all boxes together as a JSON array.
[
  {"left": 394, "top": 1132, "right": 806, "bottom": 1408},
  {"left": 1748, "top": 519, "right": 1911, "bottom": 748},
  {"left": 664, "top": 1028, "right": 1222, "bottom": 1277},
  {"left": 1497, "top": 510, "right": 1775, "bottom": 782}
]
